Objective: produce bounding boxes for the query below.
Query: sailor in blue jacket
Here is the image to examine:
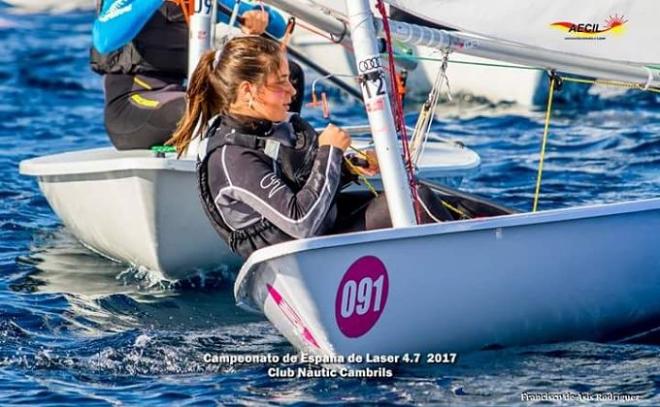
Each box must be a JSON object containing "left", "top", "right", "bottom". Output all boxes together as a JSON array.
[{"left": 90, "top": 0, "right": 303, "bottom": 150}]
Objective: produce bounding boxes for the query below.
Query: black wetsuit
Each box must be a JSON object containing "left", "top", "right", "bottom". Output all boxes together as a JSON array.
[
  {"left": 198, "top": 114, "right": 343, "bottom": 258},
  {"left": 90, "top": 2, "right": 305, "bottom": 150},
  {"left": 197, "top": 114, "right": 452, "bottom": 259}
]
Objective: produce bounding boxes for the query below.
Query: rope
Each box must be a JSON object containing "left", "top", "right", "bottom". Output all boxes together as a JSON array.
[
  {"left": 411, "top": 50, "right": 452, "bottom": 166},
  {"left": 441, "top": 200, "right": 470, "bottom": 219},
  {"left": 390, "top": 53, "right": 660, "bottom": 93},
  {"left": 532, "top": 73, "right": 557, "bottom": 212},
  {"left": 344, "top": 148, "right": 379, "bottom": 197},
  {"left": 391, "top": 52, "right": 540, "bottom": 71}
]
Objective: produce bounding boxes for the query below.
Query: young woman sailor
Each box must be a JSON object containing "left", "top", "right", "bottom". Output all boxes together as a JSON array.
[{"left": 169, "top": 36, "right": 451, "bottom": 259}]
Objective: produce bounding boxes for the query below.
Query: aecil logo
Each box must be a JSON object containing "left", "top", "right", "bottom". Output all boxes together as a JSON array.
[{"left": 550, "top": 14, "right": 627, "bottom": 40}]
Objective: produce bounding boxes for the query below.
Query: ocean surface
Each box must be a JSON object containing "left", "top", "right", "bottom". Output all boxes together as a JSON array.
[{"left": 1, "top": 5, "right": 660, "bottom": 406}]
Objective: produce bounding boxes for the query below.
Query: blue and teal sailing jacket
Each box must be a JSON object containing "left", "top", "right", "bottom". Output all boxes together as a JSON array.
[{"left": 93, "top": 0, "right": 287, "bottom": 54}]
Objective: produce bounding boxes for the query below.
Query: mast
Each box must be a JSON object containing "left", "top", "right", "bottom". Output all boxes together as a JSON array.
[
  {"left": 188, "top": 0, "right": 214, "bottom": 83},
  {"left": 346, "top": 0, "right": 417, "bottom": 227}
]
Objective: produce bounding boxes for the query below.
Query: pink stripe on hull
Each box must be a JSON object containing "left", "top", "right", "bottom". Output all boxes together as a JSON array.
[{"left": 266, "top": 284, "right": 320, "bottom": 349}]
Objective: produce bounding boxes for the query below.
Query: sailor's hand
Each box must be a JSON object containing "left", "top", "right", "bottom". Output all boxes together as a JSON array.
[
  {"left": 319, "top": 124, "right": 351, "bottom": 151},
  {"left": 241, "top": 10, "right": 269, "bottom": 35},
  {"left": 352, "top": 149, "right": 379, "bottom": 177}
]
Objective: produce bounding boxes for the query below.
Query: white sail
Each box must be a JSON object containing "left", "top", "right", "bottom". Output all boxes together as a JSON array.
[
  {"left": 272, "top": 0, "right": 660, "bottom": 87},
  {"left": 387, "top": 0, "right": 660, "bottom": 65}
]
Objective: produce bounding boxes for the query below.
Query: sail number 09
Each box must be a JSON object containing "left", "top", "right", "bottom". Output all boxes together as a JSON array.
[{"left": 339, "top": 275, "right": 385, "bottom": 318}]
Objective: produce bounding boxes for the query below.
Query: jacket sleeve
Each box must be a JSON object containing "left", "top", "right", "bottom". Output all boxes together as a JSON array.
[
  {"left": 93, "top": 0, "right": 163, "bottom": 54},
  {"left": 216, "top": 1, "right": 287, "bottom": 39},
  {"left": 220, "top": 145, "right": 343, "bottom": 239}
]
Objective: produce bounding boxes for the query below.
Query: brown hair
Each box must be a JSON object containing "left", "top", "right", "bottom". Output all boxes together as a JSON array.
[{"left": 168, "top": 36, "right": 283, "bottom": 156}]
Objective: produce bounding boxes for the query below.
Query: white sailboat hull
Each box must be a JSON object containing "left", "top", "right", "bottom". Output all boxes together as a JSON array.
[
  {"left": 21, "top": 148, "right": 243, "bottom": 280},
  {"left": 20, "top": 139, "right": 478, "bottom": 279},
  {"left": 235, "top": 198, "right": 660, "bottom": 356}
]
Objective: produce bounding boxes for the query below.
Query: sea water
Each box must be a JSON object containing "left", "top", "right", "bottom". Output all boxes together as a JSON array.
[{"left": 1, "top": 6, "right": 660, "bottom": 406}]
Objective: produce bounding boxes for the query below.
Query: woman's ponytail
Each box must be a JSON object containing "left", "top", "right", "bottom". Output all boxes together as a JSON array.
[
  {"left": 168, "top": 51, "right": 219, "bottom": 156},
  {"left": 168, "top": 36, "right": 283, "bottom": 157}
]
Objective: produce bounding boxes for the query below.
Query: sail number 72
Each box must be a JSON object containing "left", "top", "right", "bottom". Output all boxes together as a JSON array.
[{"left": 360, "top": 76, "right": 386, "bottom": 99}]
